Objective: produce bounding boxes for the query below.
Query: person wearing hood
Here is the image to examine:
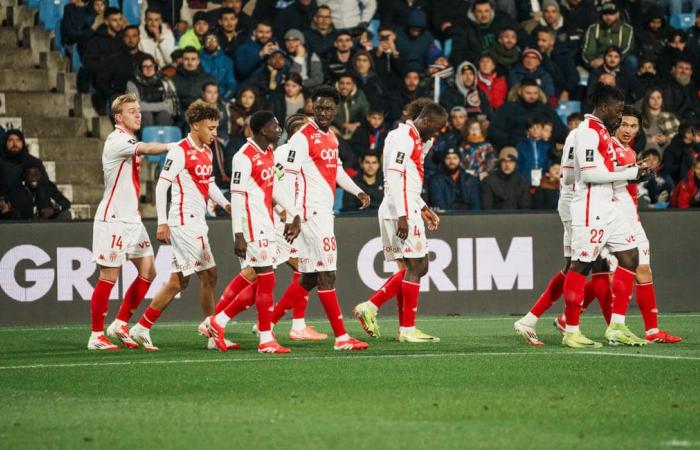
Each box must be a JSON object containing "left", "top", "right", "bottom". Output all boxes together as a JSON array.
[
  {"left": 394, "top": 10, "right": 435, "bottom": 73},
  {"left": 83, "top": 7, "right": 123, "bottom": 97},
  {"left": 429, "top": 147, "right": 481, "bottom": 211},
  {"left": 200, "top": 32, "right": 237, "bottom": 101},
  {"left": 440, "top": 61, "right": 493, "bottom": 119},
  {"left": 449, "top": 0, "right": 523, "bottom": 68},
  {"left": 171, "top": 47, "right": 217, "bottom": 112},
  {"left": 126, "top": 55, "right": 179, "bottom": 126},
  {"left": 581, "top": 2, "right": 635, "bottom": 70},
  {"left": 9, "top": 162, "right": 71, "bottom": 220},
  {"left": 273, "top": 0, "right": 316, "bottom": 42},
  {"left": 139, "top": 7, "right": 176, "bottom": 68},
  {"left": 178, "top": 11, "right": 210, "bottom": 51},
  {"left": 635, "top": 4, "right": 668, "bottom": 62},
  {"left": 507, "top": 48, "right": 556, "bottom": 99},
  {"left": 332, "top": 73, "right": 370, "bottom": 141},
  {"left": 0, "top": 130, "right": 49, "bottom": 192},
  {"left": 662, "top": 123, "right": 699, "bottom": 184},
  {"left": 350, "top": 49, "right": 387, "bottom": 112},
  {"left": 534, "top": 26, "right": 579, "bottom": 101},
  {"left": 559, "top": 0, "right": 597, "bottom": 52},
  {"left": 239, "top": 49, "right": 292, "bottom": 99},
  {"left": 486, "top": 26, "right": 520, "bottom": 72},
  {"left": 488, "top": 77, "right": 566, "bottom": 149},
  {"left": 480, "top": 146, "right": 531, "bottom": 210}
]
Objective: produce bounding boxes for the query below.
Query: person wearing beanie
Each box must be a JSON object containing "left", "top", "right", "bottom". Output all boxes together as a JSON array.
[
  {"left": 178, "top": 11, "right": 210, "bottom": 51},
  {"left": 428, "top": 147, "right": 482, "bottom": 211},
  {"left": 507, "top": 47, "right": 556, "bottom": 98},
  {"left": 284, "top": 28, "right": 324, "bottom": 90},
  {"left": 0, "top": 130, "right": 49, "bottom": 191},
  {"left": 480, "top": 146, "right": 531, "bottom": 210}
]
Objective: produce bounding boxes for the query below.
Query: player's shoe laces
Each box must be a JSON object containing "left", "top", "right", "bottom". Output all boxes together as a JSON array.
[
  {"left": 87, "top": 334, "right": 120, "bottom": 351},
  {"left": 398, "top": 329, "right": 440, "bottom": 343},
  {"left": 553, "top": 315, "right": 566, "bottom": 335},
  {"left": 353, "top": 301, "right": 380, "bottom": 338},
  {"left": 514, "top": 319, "right": 544, "bottom": 346},
  {"left": 334, "top": 336, "right": 369, "bottom": 351},
  {"left": 258, "top": 339, "right": 291, "bottom": 354},
  {"left": 605, "top": 323, "right": 648, "bottom": 346},
  {"left": 106, "top": 322, "right": 139, "bottom": 349},
  {"left": 207, "top": 337, "right": 241, "bottom": 350},
  {"left": 289, "top": 326, "right": 328, "bottom": 341},
  {"left": 129, "top": 327, "right": 159, "bottom": 351},
  {"left": 197, "top": 319, "right": 211, "bottom": 337},
  {"left": 204, "top": 316, "right": 229, "bottom": 352},
  {"left": 562, "top": 331, "right": 603, "bottom": 349},
  {"left": 645, "top": 330, "right": 682, "bottom": 344}
]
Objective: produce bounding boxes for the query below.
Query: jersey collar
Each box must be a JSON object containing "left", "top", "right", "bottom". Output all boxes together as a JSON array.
[
  {"left": 186, "top": 134, "right": 206, "bottom": 151},
  {"left": 406, "top": 120, "right": 421, "bottom": 141},
  {"left": 308, "top": 119, "right": 331, "bottom": 135},
  {"left": 114, "top": 125, "right": 135, "bottom": 138},
  {"left": 584, "top": 114, "right": 605, "bottom": 126},
  {"left": 247, "top": 137, "right": 268, "bottom": 154}
]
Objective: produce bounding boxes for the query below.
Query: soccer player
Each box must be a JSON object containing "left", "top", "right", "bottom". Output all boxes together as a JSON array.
[
  {"left": 268, "top": 85, "right": 371, "bottom": 351},
  {"left": 204, "top": 111, "right": 302, "bottom": 353},
  {"left": 88, "top": 93, "right": 174, "bottom": 351},
  {"left": 561, "top": 84, "right": 647, "bottom": 348},
  {"left": 353, "top": 102, "right": 447, "bottom": 342},
  {"left": 128, "top": 101, "right": 232, "bottom": 351}
]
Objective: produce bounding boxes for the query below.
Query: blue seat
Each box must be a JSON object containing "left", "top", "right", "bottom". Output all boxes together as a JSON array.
[
  {"left": 123, "top": 0, "right": 142, "bottom": 26},
  {"left": 333, "top": 187, "right": 344, "bottom": 215},
  {"left": 108, "top": 0, "right": 119, "bottom": 7},
  {"left": 39, "top": 0, "right": 68, "bottom": 31},
  {"left": 368, "top": 18, "right": 380, "bottom": 47},
  {"left": 670, "top": 13, "right": 694, "bottom": 30},
  {"left": 142, "top": 126, "right": 182, "bottom": 166},
  {"left": 27, "top": 0, "right": 40, "bottom": 10},
  {"left": 556, "top": 101, "right": 581, "bottom": 124},
  {"left": 443, "top": 38, "right": 452, "bottom": 59},
  {"left": 53, "top": 19, "right": 64, "bottom": 54},
  {"left": 70, "top": 43, "right": 81, "bottom": 72}
]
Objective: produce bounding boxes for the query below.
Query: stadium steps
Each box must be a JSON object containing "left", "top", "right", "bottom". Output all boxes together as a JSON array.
[
  {"left": 37, "top": 137, "right": 103, "bottom": 160},
  {"left": 0, "top": 68, "right": 52, "bottom": 92},
  {"left": 0, "top": 47, "right": 35, "bottom": 69},
  {"left": 2, "top": 91, "right": 72, "bottom": 117},
  {"left": 57, "top": 183, "right": 104, "bottom": 204},
  {"left": 24, "top": 116, "right": 89, "bottom": 137},
  {"left": 70, "top": 204, "right": 94, "bottom": 220},
  {"left": 52, "top": 161, "right": 104, "bottom": 184}
]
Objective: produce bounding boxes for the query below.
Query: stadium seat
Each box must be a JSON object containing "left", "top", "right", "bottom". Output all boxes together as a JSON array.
[
  {"left": 123, "top": 0, "right": 142, "bottom": 26},
  {"left": 333, "top": 188, "right": 343, "bottom": 214},
  {"left": 368, "top": 19, "right": 380, "bottom": 47},
  {"left": 670, "top": 13, "right": 694, "bottom": 30},
  {"left": 39, "top": 0, "right": 68, "bottom": 31},
  {"left": 142, "top": 126, "right": 182, "bottom": 166},
  {"left": 556, "top": 101, "right": 581, "bottom": 124},
  {"left": 27, "top": 0, "right": 40, "bottom": 10},
  {"left": 108, "top": 0, "right": 119, "bottom": 7},
  {"left": 53, "top": 20, "right": 64, "bottom": 54},
  {"left": 70, "top": 44, "right": 81, "bottom": 72},
  {"left": 443, "top": 39, "right": 452, "bottom": 59}
]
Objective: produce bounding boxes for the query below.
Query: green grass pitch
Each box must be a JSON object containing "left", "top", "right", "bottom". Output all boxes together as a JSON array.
[{"left": 1, "top": 314, "right": 699, "bottom": 449}]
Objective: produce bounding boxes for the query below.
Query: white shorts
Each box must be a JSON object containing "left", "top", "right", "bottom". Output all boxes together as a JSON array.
[
  {"left": 606, "top": 220, "right": 650, "bottom": 269},
  {"left": 296, "top": 212, "right": 336, "bottom": 273},
  {"left": 570, "top": 215, "right": 637, "bottom": 263},
  {"left": 380, "top": 216, "right": 428, "bottom": 261},
  {"left": 169, "top": 221, "right": 215, "bottom": 276},
  {"left": 273, "top": 222, "right": 299, "bottom": 268},
  {"left": 562, "top": 220, "right": 572, "bottom": 258},
  {"left": 239, "top": 226, "right": 277, "bottom": 269},
  {"left": 92, "top": 221, "right": 154, "bottom": 267}
]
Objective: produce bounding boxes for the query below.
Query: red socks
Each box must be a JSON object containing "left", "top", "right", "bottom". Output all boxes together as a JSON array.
[
  {"left": 91, "top": 279, "right": 115, "bottom": 332},
  {"left": 272, "top": 279, "right": 308, "bottom": 324},
  {"left": 636, "top": 282, "right": 658, "bottom": 331},
  {"left": 138, "top": 306, "right": 161, "bottom": 329},
  {"left": 289, "top": 272, "right": 307, "bottom": 319},
  {"left": 215, "top": 274, "right": 253, "bottom": 314},
  {"left": 369, "top": 269, "right": 406, "bottom": 309},
  {"left": 116, "top": 276, "right": 152, "bottom": 323},
  {"left": 397, "top": 290, "right": 404, "bottom": 326},
  {"left": 223, "top": 282, "right": 257, "bottom": 319},
  {"left": 562, "top": 271, "right": 586, "bottom": 328},
  {"left": 400, "top": 280, "right": 420, "bottom": 328},
  {"left": 529, "top": 271, "right": 566, "bottom": 317},
  {"left": 611, "top": 267, "right": 635, "bottom": 317},
  {"left": 255, "top": 272, "right": 276, "bottom": 332},
  {"left": 318, "top": 289, "right": 346, "bottom": 337}
]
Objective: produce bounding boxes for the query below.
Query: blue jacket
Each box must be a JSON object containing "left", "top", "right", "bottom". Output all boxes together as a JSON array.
[
  {"left": 428, "top": 168, "right": 481, "bottom": 211},
  {"left": 507, "top": 63, "right": 556, "bottom": 98},
  {"left": 234, "top": 37, "right": 265, "bottom": 81},
  {"left": 516, "top": 139, "right": 551, "bottom": 186},
  {"left": 200, "top": 49, "right": 237, "bottom": 101}
]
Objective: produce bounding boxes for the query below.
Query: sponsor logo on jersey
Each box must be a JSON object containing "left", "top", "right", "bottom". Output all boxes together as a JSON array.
[
  {"left": 260, "top": 167, "right": 275, "bottom": 181},
  {"left": 585, "top": 149, "right": 594, "bottom": 162},
  {"left": 163, "top": 159, "right": 173, "bottom": 171},
  {"left": 233, "top": 171, "right": 241, "bottom": 184},
  {"left": 287, "top": 150, "right": 296, "bottom": 163},
  {"left": 194, "top": 164, "right": 212, "bottom": 177},
  {"left": 396, "top": 152, "right": 405, "bottom": 164},
  {"left": 320, "top": 148, "right": 338, "bottom": 161}
]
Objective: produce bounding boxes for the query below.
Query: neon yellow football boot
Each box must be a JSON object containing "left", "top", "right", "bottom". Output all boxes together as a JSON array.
[
  {"left": 562, "top": 331, "right": 603, "bottom": 349},
  {"left": 605, "top": 322, "right": 648, "bottom": 346}
]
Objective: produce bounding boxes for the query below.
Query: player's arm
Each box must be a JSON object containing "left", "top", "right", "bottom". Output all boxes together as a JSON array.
[
  {"left": 135, "top": 142, "right": 174, "bottom": 156},
  {"left": 576, "top": 129, "right": 638, "bottom": 184},
  {"left": 155, "top": 147, "right": 185, "bottom": 243},
  {"left": 560, "top": 131, "right": 576, "bottom": 186},
  {"left": 336, "top": 164, "right": 370, "bottom": 209},
  {"left": 208, "top": 179, "right": 231, "bottom": 214},
  {"left": 276, "top": 132, "right": 307, "bottom": 198},
  {"left": 230, "top": 154, "right": 252, "bottom": 258},
  {"left": 272, "top": 184, "right": 300, "bottom": 242},
  {"left": 384, "top": 134, "right": 411, "bottom": 238}
]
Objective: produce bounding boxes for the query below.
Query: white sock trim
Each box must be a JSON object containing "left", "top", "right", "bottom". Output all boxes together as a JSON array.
[
  {"left": 335, "top": 333, "right": 350, "bottom": 342},
  {"left": 214, "top": 312, "right": 231, "bottom": 328},
  {"left": 291, "top": 318, "right": 306, "bottom": 331},
  {"left": 259, "top": 331, "right": 274, "bottom": 344},
  {"left": 400, "top": 326, "right": 416, "bottom": 334},
  {"left": 611, "top": 313, "right": 625, "bottom": 325},
  {"left": 565, "top": 325, "right": 579, "bottom": 333}
]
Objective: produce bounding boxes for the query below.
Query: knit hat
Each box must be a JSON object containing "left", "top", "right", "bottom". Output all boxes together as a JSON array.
[
  {"left": 541, "top": 0, "right": 560, "bottom": 11},
  {"left": 521, "top": 47, "right": 542, "bottom": 62},
  {"left": 499, "top": 146, "right": 518, "bottom": 161},
  {"left": 284, "top": 29, "right": 305, "bottom": 44},
  {"left": 600, "top": 2, "right": 618, "bottom": 14},
  {"left": 193, "top": 11, "right": 208, "bottom": 23}
]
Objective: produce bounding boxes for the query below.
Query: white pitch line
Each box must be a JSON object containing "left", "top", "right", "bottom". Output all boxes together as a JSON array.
[{"left": 1, "top": 349, "right": 699, "bottom": 371}]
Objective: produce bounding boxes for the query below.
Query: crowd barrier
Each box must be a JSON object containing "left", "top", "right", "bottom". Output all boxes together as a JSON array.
[{"left": 0, "top": 211, "right": 697, "bottom": 325}]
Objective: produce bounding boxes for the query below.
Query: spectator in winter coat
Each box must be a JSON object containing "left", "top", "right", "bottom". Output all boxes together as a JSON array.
[
  {"left": 83, "top": 8, "right": 123, "bottom": 99},
  {"left": 229, "top": 87, "right": 263, "bottom": 138},
  {"left": 671, "top": 160, "right": 700, "bottom": 209},
  {"left": 350, "top": 50, "right": 388, "bottom": 112},
  {"left": 0, "top": 130, "right": 49, "bottom": 192},
  {"left": 481, "top": 146, "right": 532, "bottom": 210},
  {"left": 586, "top": 46, "right": 634, "bottom": 102},
  {"left": 394, "top": 10, "right": 435, "bottom": 73},
  {"left": 322, "top": 30, "right": 354, "bottom": 83},
  {"left": 460, "top": 118, "right": 495, "bottom": 180},
  {"left": 631, "top": 58, "right": 660, "bottom": 102},
  {"left": 635, "top": 5, "right": 668, "bottom": 62},
  {"left": 534, "top": 27, "right": 579, "bottom": 100},
  {"left": 342, "top": 153, "right": 383, "bottom": 212},
  {"left": 372, "top": 25, "right": 404, "bottom": 91},
  {"left": 658, "top": 58, "right": 700, "bottom": 122},
  {"left": 95, "top": 26, "right": 148, "bottom": 107},
  {"left": 663, "top": 124, "right": 699, "bottom": 184},
  {"left": 273, "top": 0, "right": 316, "bottom": 42},
  {"left": 60, "top": 0, "right": 94, "bottom": 57},
  {"left": 178, "top": 11, "right": 209, "bottom": 51},
  {"left": 316, "top": 0, "right": 376, "bottom": 31},
  {"left": 269, "top": 72, "right": 306, "bottom": 124},
  {"left": 559, "top": 0, "right": 597, "bottom": 52},
  {"left": 581, "top": 2, "right": 635, "bottom": 70},
  {"left": 200, "top": 32, "right": 237, "bottom": 101},
  {"left": 201, "top": 82, "right": 231, "bottom": 146},
  {"left": 656, "top": 30, "right": 696, "bottom": 79},
  {"left": 240, "top": 49, "right": 292, "bottom": 99},
  {"left": 304, "top": 5, "right": 337, "bottom": 57},
  {"left": 532, "top": 162, "right": 560, "bottom": 210},
  {"left": 386, "top": 66, "right": 432, "bottom": 124},
  {"left": 284, "top": 29, "right": 324, "bottom": 90},
  {"left": 486, "top": 26, "right": 520, "bottom": 72},
  {"left": 637, "top": 149, "right": 674, "bottom": 209},
  {"left": 9, "top": 163, "right": 71, "bottom": 220},
  {"left": 139, "top": 7, "right": 176, "bottom": 68},
  {"left": 476, "top": 54, "right": 506, "bottom": 110},
  {"left": 429, "top": 147, "right": 481, "bottom": 211},
  {"left": 234, "top": 20, "right": 280, "bottom": 81},
  {"left": 516, "top": 118, "right": 551, "bottom": 187},
  {"left": 171, "top": 47, "right": 217, "bottom": 111},
  {"left": 441, "top": 61, "right": 492, "bottom": 120},
  {"left": 507, "top": 48, "right": 556, "bottom": 99},
  {"left": 214, "top": 8, "right": 245, "bottom": 60},
  {"left": 126, "top": 55, "right": 179, "bottom": 126},
  {"left": 640, "top": 88, "right": 679, "bottom": 152},
  {"left": 349, "top": 109, "right": 387, "bottom": 160},
  {"left": 333, "top": 74, "right": 370, "bottom": 140}
]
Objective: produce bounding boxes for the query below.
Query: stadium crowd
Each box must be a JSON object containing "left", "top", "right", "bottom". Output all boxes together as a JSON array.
[{"left": 2, "top": 0, "right": 700, "bottom": 220}]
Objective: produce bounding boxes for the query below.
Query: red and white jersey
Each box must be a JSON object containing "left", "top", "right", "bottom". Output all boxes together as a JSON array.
[
  {"left": 558, "top": 129, "right": 577, "bottom": 222},
  {"left": 94, "top": 126, "right": 142, "bottom": 223},
  {"left": 273, "top": 142, "right": 298, "bottom": 226},
  {"left": 611, "top": 137, "right": 639, "bottom": 222},
  {"left": 230, "top": 138, "right": 276, "bottom": 237},
  {"left": 379, "top": 121, "right": 427, "bottom": 219},
  {"left": 159, "top": 135, "right": 213, "bottom": 226},
  {"left": 278, "top": 120, "right": 340, "bottom": 219},
  {"left": 571, "top": 114, "right": 617, "bottom": 227}
]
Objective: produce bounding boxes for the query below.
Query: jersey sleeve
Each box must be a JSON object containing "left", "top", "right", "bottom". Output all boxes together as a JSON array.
[
  {"left": 277, "top": 132, "right": 309, "bottom": 200},
  {"left": 576, "top": 128, "right": 637, "bottom": 184},
  {"left": 105, "top": 133, "right": 141, "bottom": 160},
  {"left": 384, "top": 132, "right": 411, "bottom": 217},
  {"left": 230, "top": 152, "right": 252, "bottom": 234},
  {"left": 560, "top": 130, "right": 576, "bottom": 186},
  {"left": 158, "top": 146, "right": 185, "bottom": 182}
]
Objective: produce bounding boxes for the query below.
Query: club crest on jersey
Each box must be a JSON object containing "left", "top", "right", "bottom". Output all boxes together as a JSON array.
[
  {"left": 396, "top": 152, "right": 405, "bottom": 164},
  {"left": 163, "top": 159, "right": 173, "bottom": 171},
  {"left": 567, "top": 147, "right": 574, "bottom": 160},
  {"left": 287, "top": 150, "right": 296, "bottom": 163},
  {"left": 233, "top": 171, "right": 241, "bottom": 184},
  {"left": 585, "top": 149, "right": 594, "bottom": 162},
  {"left": 128, "top": 138, "right": 137, "bottom": 145}
]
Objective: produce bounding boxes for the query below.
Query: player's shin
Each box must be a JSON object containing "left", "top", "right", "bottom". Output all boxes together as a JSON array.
[
  {"left": 610, "top": 267, "right": 636, "bottom": 324},
  {"left": 216, "top": 283, "right": 257, "bottom": 326},
  {"left": 318, "top": 289, "right": 347, "bottom": 338},
  {"left": 562, "top": 271, "right": 586, "bottom": 332},
  {"left": 400, "top": 280, "right": 420, "bottom": 333},
  {"left": 116, "top": 276, "right": 152, "bottom": 323},
  {"left": 636, "top": 282, "right": 659, "bottom": 333},
  {"left": 271, "top": 278, "right": 308, "bottom": 324},
  {"left": 215, "top": 273, "right": 253, "bottom": 314},
  {"left": 255, "top": 272, "right": 276, "bottom": 344},
  {"left": 289, "top": 272, "right": 308, "bottom": 329},
  {"left": 528, "top": 270, "right": 566, "bottom": 321},
  {"left": 90, "top": 279, "right": 116, "bottom": 333},
  {"left": 369, "top": 269, "right": 406, "bottom": 309}
]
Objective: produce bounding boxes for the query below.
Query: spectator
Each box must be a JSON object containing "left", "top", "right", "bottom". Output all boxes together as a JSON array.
[
  {"left": 126, "top": 55, "right": 179, "bottom": 126},
  {"left": 640, "top": 88, "right": 679, "bottom": 152},
  {"left": 269, "top": 72, "right": 306, "bottom": 123},
  {"left": 0, "top": 130, "right": 49, "bottom": 192},
  {"left": 95, "top": 25, "right": 148, "bottom": 109},
  {"left": 387, "top": 66, "right": 430, "bottom": 124},
  {"left": 214, "top": 8, "right": 245, "bottom": 59},
  {"left": 60, "top": 0, "right": 94, "bottom": 58},
  {"left": 532, "top": 162, "right": 560, "bottom": 210},
  {"left": 180, "top": 0, "right": 209, "bottom": 27},
  {"left": 663, "top": 123, "right": 698, "bottom": 184},
  {"left": 638, "top": 148, "right": 674, "bottom": 209},
  {"left": 349, "top": 109, "right": 388, "bottom": 159},
  {"left": 486, "top": 26, "right": 521, "bottom": 72},
  {"left": 317, "top": 0, "right": 376, "bottom": 31},
  {"left": 200, "top": 32, "right": 237, "bottom": 101},
  {"left": 207, "top": 0, "right": 253, "bottom": 34},
  {"left": 581, "top": 3, "right": 635, "bottom": 70},
  {"left": 432, "top": 107, "right": 467, "bottom": 165},
  {"left": 284, "top": 29, "right": 324, "bottom": 90},
  {"left": 516, "top": 118, "right": 551, "bottom": 187},
  {"left": 332, "top": 74, "right": 369, "bottom": 140},
  {"left": 442, "top": 61, "right": 492, "bottom": 120},
  {"left": 372, "top": 25, "right": 404, "bottom": 90},
  {"left": 507, "top": 48, "right": 556, "bottom": 99},
  {"left": 171, "top": 47, "right": 217, "bottom": 112},
  {"left": 394, "top": 9, "right": 435, "bottom": 72},
  {"left": 671, "top": 158, "right": 700, "bottom": 208},
  {"left": 587, "top": 45, "right": 634, "bottom": 101},
  {"left": 342, "top": 153, "right": 383, "bottom": 212},
  {"left": 178, "top": 11, "right": 210, "bottom": 51},
  {"left": 559, "top": 0, "right": 597, "bottom": 52},
  {"left": 201, "top": 82, "right": 230, "bottom": 145},
  {"left": 476, "top": 53, "right": 507, "bottom": 110},
  {"left": 631, "top": 57, "right": 660, "bottom": 101},
  {"left": 241, "top": 49, "right": 292, "bottom": 98},
  {"left": 656, "top": 29, "right": 694, "bottom": 78},
  {"left": 83, "top": 7, "right": 123, "bottom": 101},
  {"left": 534, "top": 26, "right": 579, "bottom": 101},
  {"left": 658, "top": 58, "right": 700, "bottom": 121},
  {"left": 429, "top": 147, "right": 481, "bottom": 211},
  {"left": 461, "top": 118, "right": 495, "bottom": 180},
  {"left": 304, "top": 5, "right": 337, "bottom": 57},
  {"left": 229, "top": 87, "right": 262, "bottom": 137},
  {"left": 273, "top": 0, "right": 316, "bottom": 42},
  {"left": 488, "top": 78, "right": 566, "bottom": 149},
  {"left": 139, "top": 7, "right": 176, "bottom": 68},
  {"left": 90, "top": 0, "right": 107, "bottom": 31},
  {"left": 350, "top": 50, "right": 388, "bottom": 112},
  {"left": 450, "top": 0, "right": 521, "bottom": 68},
  {"left": 322, "top": 30, "right": 354, "bottom": 82},
  {"left": 379, "top": 0, "right": 433, "bottom": 30},
  {"left": 567, "top": 112, "right": 584, "bottom": 131},
  {"left": 9, "top": 163, "right": 71, "bottom": 220},
  {"left": 481, "top": 146, "right": 532, "bottom": 210},
  {"left": 688, "top": 10, "right": 700, "bottom": 56},
  {"left": 235, "top": 20, "right": 280, "bottom": 81},
  {"left": 636, "top": 5, "right": 668, "bottom": 62}
]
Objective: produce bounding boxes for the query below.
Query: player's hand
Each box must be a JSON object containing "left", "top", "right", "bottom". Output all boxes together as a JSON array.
[
  {"left": 233, "top": 232, "right": 247, "bottom": 258},
  {"left": 157, "top": 224, "right": 171, "bottom": 244},
  {"left": 357, "top": 192, "right": 371, "bottom": 209},
  {"left": 285, "top": 215, "right": 301, "bottom": 243},
  {"left": 396, "top": 216, "right": 409, "bottom": 240},
  {"left": 224, "top": 204, "right": 232, "bottom": 215},
  {"left": 421, "top": 206, "right": 440, "bottom": 231}
]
